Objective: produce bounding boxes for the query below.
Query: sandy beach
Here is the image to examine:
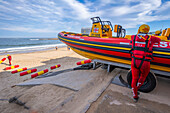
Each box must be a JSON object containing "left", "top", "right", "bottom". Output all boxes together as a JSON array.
[{"left": 0, "top": 47, "right": 170, "bottom": 113}]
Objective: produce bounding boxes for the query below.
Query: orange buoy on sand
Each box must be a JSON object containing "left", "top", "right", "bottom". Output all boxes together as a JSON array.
[
  {"left": 50, "top": 64, "right": 61, "bottom": 70},
  {"left": 4, "top": 65, "right": 19, "bottom": 70},
  {"left": 0, "top": 58, "right": 6, "bottom": 64},
  {"left": 31, "top": 69, "right": 48, "bottom": 78},
  {"left": 11, "top": 67, "right": 27, "bottom": 74},
  {"left": 76, "top": 59, "right": 92, "bottom": 65},
  {"left": 20, "top": 68, "right": 37, "bottom": 76}
]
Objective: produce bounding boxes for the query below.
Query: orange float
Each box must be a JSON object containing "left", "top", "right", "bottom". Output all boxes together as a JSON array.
[
  {"left": 11, "top": 67, "right": 27, "bottom": 74},
  {"left": 4, "top": 65, "right": 19, "bottom": 70},
  {"left": 76, "top": 59, "right": 92, "bottom": 65},
  {"left": 20, "top": 68, "right": 37, "bottom": 76},
  {"left": 31, "top": 69, "right": 48, "bottom": 78},
  {"left": 50, "top": 64, "right": 61, "bottom": 70}
]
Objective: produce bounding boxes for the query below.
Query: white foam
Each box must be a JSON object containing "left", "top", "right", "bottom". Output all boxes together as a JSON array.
[
  {"left": 30, "top": 39, "right": 39, "bottom": 40},
  {"left": 0, "top": 43, "right": 66, "bottom": 53}
]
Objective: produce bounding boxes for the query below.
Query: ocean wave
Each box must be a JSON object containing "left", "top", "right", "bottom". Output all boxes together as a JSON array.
[
  {"left": 0, "top": 43, "right": 52, "bottom": 47},
  {"left": 30, "top": 39, "right": 39, "bottom": 40},
  {"left": 0, "top": 44, "right": 66, "bottom": 53}
]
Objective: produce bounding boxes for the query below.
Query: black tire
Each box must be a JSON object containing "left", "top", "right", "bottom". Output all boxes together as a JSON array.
[{"left": 127, "top": 70, "right": 157, "bottom": 93}]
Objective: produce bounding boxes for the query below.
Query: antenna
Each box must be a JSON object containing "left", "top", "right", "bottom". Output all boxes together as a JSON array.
[{"left": 161, "top": 25, "right": 164, "bottom": 31}]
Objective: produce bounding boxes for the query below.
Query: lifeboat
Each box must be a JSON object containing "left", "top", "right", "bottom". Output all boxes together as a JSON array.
[{"left": 58, "top": 17, "right": 170, "bottom": 77}]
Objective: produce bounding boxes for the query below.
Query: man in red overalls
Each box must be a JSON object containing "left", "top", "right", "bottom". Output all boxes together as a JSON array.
[
  {"left": 130, "top": 24, "right": 161, "bottom": 102},
  {"left": 7, "top": 54, "right": 12, "bottom": 65}
]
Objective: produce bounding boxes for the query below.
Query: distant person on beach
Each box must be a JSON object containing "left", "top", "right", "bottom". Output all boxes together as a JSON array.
[
  {"left": 55, "top": 46, "right": 58, "bottom": 50},
  {"left": 7, "top": 54, "right": 12, "bottom": 65},
  {"left": 129, "top": 24, "right": 161, "bottom": 102},
  {"left": 67, "top": 46, "right": 70, "bottom": 50}
]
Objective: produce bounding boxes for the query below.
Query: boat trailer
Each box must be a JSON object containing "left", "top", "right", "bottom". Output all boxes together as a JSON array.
[{"left": 92, "top": 59, "right": 170, "bottom": 93}]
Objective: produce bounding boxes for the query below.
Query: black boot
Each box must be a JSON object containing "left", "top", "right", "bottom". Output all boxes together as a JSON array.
[
  {"left": 137, "top": 91, "right": 140, "bottom": 95},
  {"left": 133, "top": 97, "right": 139, "bottom": 102}
]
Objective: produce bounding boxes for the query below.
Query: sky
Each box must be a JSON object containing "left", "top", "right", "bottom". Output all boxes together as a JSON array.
[{"left": 0, "top": 0, "right": 170, "bottom": 38}]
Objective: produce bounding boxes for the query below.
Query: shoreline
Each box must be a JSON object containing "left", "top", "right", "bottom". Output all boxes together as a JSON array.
[
  {"left": 0, "top": 37, "right": 63, "bottom": 55},
  {"left": 0, "top": 44, "right": 66, "bottom": 56}
]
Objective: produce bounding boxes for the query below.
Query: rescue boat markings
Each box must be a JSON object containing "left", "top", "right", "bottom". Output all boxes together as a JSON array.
[{"left": 119, "top": 42, "right": 130, "bottom": 45}]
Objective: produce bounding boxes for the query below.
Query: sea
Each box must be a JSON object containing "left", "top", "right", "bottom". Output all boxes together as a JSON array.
[{"left": 0, "top": 38, "right": 66, "bottom": 55}]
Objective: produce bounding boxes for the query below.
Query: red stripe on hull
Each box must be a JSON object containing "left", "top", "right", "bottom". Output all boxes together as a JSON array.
[
  {"left": 59, "top": 32, "right": 170, "bottom": 49},
  {"left": 152, "top": 57, "right": 170, "bottom": 65},
  {"left": 64, "top": 41, "right": 169, "bottom": 65},
  {"left": 65, "top": 41, "right": 131, "bottom": 58}
]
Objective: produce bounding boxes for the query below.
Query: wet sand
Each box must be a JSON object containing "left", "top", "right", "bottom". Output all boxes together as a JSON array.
[
  {"left": 0, "top": 47, "right": 169, "bottom": 113},
  {"left": 87, "top": 70, "right": 170, "bottom": 113}
]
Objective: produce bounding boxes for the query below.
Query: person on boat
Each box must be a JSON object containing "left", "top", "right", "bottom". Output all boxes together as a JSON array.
[
  {"left": 7, "top": 54, "right": 12, "bottom": 65},
  {"left": 130, "top": 24, "right": 161, "bottom": 102}
]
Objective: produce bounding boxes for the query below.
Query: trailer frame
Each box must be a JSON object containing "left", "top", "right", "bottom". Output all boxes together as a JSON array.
[{"left": 92, "top": 59, "right": 170, "bottom": 77}]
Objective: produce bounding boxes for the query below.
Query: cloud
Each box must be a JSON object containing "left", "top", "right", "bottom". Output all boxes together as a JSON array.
[
  {"left": 100, "top": 0, "right": 169, "bottom": 28},
  {"left": 62, "top": 0, "right": 91, "bottom": 19},
  {"left": 0, "top": 26, "right": 57, "bottom": 33},
  {"left": 0, "top": 0, "right": 169, "bottom": 36},
  {"left": 0, "top": 0, "right": 9, "bottom": 5}
]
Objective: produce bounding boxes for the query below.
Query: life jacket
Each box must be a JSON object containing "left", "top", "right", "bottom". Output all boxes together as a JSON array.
[
  {"left": 8, "top": 56, "right": 12, "bottom": 60},
  {"left": 130, "top": 35, "right": 153, "bottom": 69}
]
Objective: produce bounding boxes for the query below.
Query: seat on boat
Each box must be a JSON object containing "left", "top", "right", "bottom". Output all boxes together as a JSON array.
[{"left": 156, "top": 28, "right": 170, "bottom": 40}]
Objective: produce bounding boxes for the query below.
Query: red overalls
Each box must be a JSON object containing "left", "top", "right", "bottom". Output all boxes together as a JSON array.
[
  {"left": 130, "top": 35, "right": 161, "bottom": 99},
  {"left": 7, "top": 55, "right": 12, "bottom": 65}
]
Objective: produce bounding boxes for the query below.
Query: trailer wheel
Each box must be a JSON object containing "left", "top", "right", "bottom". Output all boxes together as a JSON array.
[{"left": 127, "top": 70, "right": 157, "bottom": 93}]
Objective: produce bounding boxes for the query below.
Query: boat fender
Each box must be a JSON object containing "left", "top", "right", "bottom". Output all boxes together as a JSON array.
[
  {"left": 4, "top": 65, "right": 19, "bottom": 70},
  {"left": 0, "top": 58, "right": 6, "bottom": 64},
  {"left": 11, "top": 67, "right": 27, "bottom": 74},
  {"left": 31, "top": 69, "right": 49, "bottom": 78},
  {"left": 50, "top": 64, "right": 61, "bottom": 70},
  {"left": 20, "top": 68, "right": 37, "bottom": 76},
  {"left": 76, "top": 59, "right": 92, "bottom": 65}
]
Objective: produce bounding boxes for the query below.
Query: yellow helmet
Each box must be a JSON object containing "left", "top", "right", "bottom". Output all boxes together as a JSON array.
[
  {"left": 155, "top": 30, "right": 161, "bottom": 35},
  {"left": 7, "top": 54, "right": 10, "bottom": 56},
  {"left": 138, "top": 24, "right": 150, "bottom": 34}
]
